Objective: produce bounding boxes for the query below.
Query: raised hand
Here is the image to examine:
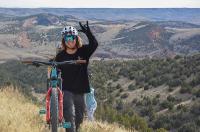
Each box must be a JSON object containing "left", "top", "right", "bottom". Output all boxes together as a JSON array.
[{"left": 78, "top": 21, "right": 91, "bottom": 35}]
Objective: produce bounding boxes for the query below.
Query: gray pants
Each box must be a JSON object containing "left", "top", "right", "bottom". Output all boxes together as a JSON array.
[{"left": 63, "top": 90, "right": 85, "bottom": 132}]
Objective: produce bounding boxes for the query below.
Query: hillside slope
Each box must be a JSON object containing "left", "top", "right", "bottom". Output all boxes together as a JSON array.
[
  {"left": 0, "top": 86, "right": 129, "bottom": 132},
  {"left": 0, "top": 86, "right": 47, "bottom": 132}
]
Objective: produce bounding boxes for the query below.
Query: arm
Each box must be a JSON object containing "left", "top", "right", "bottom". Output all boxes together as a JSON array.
[
  {"left": 84, "top": 31, "right": 98, "bottom": 58},
  {"left": 79, "top": 21, "right": 98, "bottom": 58}
]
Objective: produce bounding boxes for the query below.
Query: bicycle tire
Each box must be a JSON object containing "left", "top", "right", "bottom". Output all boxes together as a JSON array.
[{"left": 50, "top": 88, "right": 59, "bottom": 132}]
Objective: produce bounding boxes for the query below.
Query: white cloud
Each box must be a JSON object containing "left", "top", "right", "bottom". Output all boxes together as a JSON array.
[{"left": 0, "top": 0, "right": 200, "bottom": 8}]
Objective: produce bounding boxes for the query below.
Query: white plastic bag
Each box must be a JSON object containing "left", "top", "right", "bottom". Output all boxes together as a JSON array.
[{"left": 85, "top": 87, "right": 97, "bottom": 121}]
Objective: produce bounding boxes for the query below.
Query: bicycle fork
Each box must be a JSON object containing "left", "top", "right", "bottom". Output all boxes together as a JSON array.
[{"left": 46, "top": 87, "right": 64, "bottom": 124}]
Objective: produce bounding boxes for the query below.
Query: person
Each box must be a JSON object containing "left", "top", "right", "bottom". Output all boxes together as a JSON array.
[
  {"left": 55, "top": 21, "right": 98, "bottom": 132},
  {"left": 85, "top": 86, "right": 97, "bottom": 121}
]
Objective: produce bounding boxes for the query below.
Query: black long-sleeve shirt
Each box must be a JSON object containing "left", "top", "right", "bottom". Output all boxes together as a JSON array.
[{"left": 55, "top": 34, "right": 98, "bottom": 94}]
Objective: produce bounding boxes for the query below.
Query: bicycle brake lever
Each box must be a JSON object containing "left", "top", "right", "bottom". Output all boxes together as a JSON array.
[{"left": 32, "top": 62, "right": 40, "bottom": 67}]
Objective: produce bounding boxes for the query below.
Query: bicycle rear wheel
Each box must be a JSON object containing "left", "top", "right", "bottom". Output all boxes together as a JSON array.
[{"left": 50, "top": 88, "right": 59, "bottom": 132}]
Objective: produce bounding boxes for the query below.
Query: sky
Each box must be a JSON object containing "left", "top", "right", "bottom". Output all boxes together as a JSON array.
[{"left": 0, "top": 0, "right": 200, "bottom": 8}]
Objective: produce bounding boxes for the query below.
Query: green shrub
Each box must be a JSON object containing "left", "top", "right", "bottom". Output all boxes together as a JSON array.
[
  {"left": 144, "top": 85, "right": 150, "bottom": 90},
  {"left": 119, "top": 88, "right": 124, "bottom": 92},
  {"left": 180, "top": 82, "right": 192, "bottom": 94},
  {"left": 156, "top": 94, "right": 160, "bottom": 98},
  {"left": 167, "top": 95, "right": 176, "bottom": 102},
  {"left": 160, "top": 101, "right": 174, "bottom": 110},
  {"left": 167, "top": 79, "right": 182, "bottom": 87},
  {"left": 174, "top": 55, "right": 182, "bottom": 60},
  {"left": 178, "top": 122, "right": 198, "bottom": 132},
  {"left": 190, "top": 103, "right": 200, "bottom": 115},
  {"left": 121, "top": 93, "right": 129, "bottom": 99},
  {"left": 128, "top": 84, "right": 136, "bottom": 90},
  {"left": 116, "top": 84, "right": 121, "bottom": 89},
  {"left": 194, "top": 89, "right": 200, "bottom": 97},
  {"left": 180, "top": 87, "right": 192, "bottom": 94},
  {"left": 190, "top": 74, "right": 200, "bottom": 87},
  {"left": 177, "top": 104, "right": 188, "bottom": 112},
  {"left": 168, "top": 86, "right": 175, "bottom": 92},
  {"left": 140, "top": 105, "right": 154, "bottom": 117},
  {"left": 156, "top": 128, "right": 168, "bottom": 132},
  {"left": 152, "top": 97, "right": 159, "bottom": 105},
  {"left": 95, "top": 104, "right": 152, "bottom": 132}
]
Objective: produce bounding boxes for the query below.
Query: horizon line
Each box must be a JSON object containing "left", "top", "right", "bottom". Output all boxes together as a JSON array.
[{"left": 0, "top": 7, "right": 200, "bottom": 9}]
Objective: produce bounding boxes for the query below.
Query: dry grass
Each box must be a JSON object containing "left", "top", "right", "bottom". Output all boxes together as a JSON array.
[
  {"left": 0, "top": 86, "right": 131, "bottom": 132},
  {"left": 0, "top": 86, "right": 48, "bottom": 132},
  {"left": 80, "top": 120, "right": 130, "bottom": 132}
]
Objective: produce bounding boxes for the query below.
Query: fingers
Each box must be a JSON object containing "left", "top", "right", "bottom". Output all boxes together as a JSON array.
[
  {"left": 78, "top": 21, "right": 90, "bottom": 33},
  {"left": 79, "top": 22, "right": 84, "bottom": 29},
  {"left": 79, "top": 21, "right": 89, "bottom": 28},
  {"left": 86, "top": 21, "right": 91, "bottom": 32},
  {"left": 79, "top": 21, "right": 87, "bottom": 33},
  {"left": 79, "top": 22, "right": 82, "bottom": 27},
  {"left": 83, "top": 24, "right": 87, "bottom": 29}
]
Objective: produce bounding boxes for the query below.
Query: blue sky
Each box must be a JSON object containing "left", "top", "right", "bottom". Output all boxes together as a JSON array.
[{"left": 1, "top": 0, "right": 200, "bottom": 8}]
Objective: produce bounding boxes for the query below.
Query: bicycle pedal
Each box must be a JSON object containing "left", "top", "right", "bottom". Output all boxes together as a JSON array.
[
  {"left": 62, "top": 122, "right": 71, "bottom": 128},
  {"left": 39, "top": 109, "right": 46, "bottom": 115}
]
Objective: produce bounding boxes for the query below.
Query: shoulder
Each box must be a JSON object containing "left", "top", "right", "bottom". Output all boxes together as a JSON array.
[
  {"left": 56, "top": 50, "right": 65, "bottom": 57},
  {"left": 55, "top": 50, "right": 65, "bottom": 61},
  {"left": 78, "top": 44, "right": 89, "bottom": 51},
  {"left": 80, "top": 44, "right": 87, "bottom": 48}
]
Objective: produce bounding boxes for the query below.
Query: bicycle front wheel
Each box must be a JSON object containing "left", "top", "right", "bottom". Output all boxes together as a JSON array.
[{"left": 50, "top": 88, "right": 59, "bottom": 132}]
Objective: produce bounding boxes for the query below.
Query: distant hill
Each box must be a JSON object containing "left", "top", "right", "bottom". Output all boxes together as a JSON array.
[
  {"left": 111, "top": 21, "right": 200, "bottom": 58},
  {"left": 0, "top": 9, "right": 200, "bottom": 60},
  {"left": 0, "top": 8, "right": 200, "bottom": 24}
]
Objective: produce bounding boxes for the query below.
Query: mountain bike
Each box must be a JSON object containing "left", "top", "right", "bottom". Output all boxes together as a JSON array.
[{"left": 22, "top": 59, "right": 86, "bottom": 132}]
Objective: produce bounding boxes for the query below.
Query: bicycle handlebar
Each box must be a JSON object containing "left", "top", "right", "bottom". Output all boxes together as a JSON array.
[{"left": 22, "top": 60, "right": 87, "bottom": 67}]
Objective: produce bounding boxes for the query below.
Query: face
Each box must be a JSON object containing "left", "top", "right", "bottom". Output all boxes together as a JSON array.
[
  {"left": 64, "top": 35, "right": 77, "bottom": 49},
  {"left": 66, "top": 39, "right": 76, "bottom": 49}
]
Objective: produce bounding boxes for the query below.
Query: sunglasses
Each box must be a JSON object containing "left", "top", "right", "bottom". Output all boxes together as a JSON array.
[{"left": 64, "top": 35, "right": 76, "bottom": 42}]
